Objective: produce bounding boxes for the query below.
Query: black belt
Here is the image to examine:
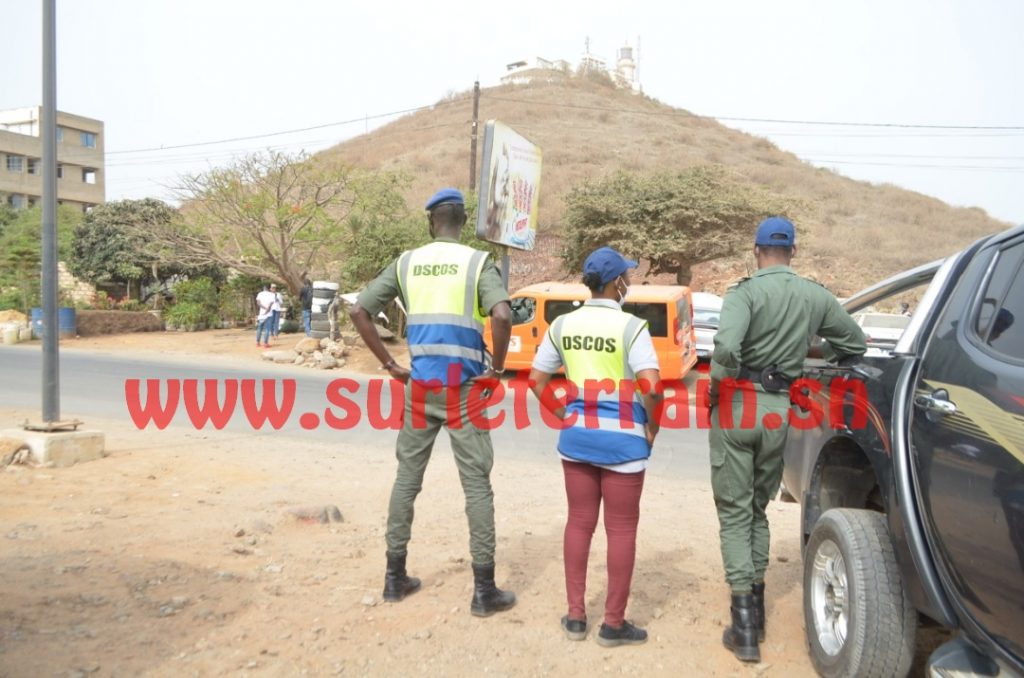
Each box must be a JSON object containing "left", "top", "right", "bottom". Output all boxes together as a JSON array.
[{"left": 737, "top": 365, "right": 793, "bottom": 393}]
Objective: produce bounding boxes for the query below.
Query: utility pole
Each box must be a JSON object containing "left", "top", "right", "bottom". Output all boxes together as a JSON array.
[
  {"left": 469, "top": 80, "right": 480, "bottom": 189},
  {"left": 41, "top": 0, "right": 59, "bottom": 423}
]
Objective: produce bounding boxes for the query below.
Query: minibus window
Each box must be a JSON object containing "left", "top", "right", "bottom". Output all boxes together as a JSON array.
[
  {"left": 544, "top": 300, "right": 582, "bottom": 323},
  {"left": 622, "top": 302, "right": 668, "bottom": 337},
  {"left": 510, "top": 297, "right": 536, "bottom": 325}
]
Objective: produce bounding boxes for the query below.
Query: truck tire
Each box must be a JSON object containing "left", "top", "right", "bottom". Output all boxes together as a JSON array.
[
  {"left": 310, "top": 320, "right": 331, "bottom": 332},
  {"left": 803, "top": 508, "right": 915, "bottom": 678}
]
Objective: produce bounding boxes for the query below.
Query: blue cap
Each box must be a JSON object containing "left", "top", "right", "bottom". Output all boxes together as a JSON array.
[
  {"left": 583, "top": 247, "right": 638, "bottom": 285},
  {"left": 755, "top": 216, "right": 795, "bottom": 247},
  {"left": 425, "top": 188, "right": 464, "bottom": 211}
]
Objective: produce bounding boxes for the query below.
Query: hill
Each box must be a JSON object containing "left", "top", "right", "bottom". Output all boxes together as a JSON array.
[{"left": 320, "top": 75, "right": 1009, "bottom": 296}]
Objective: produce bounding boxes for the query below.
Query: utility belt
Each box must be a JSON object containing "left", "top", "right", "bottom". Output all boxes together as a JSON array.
[{"left": 737, "top": 365, "right": 793, "bottom": 393}]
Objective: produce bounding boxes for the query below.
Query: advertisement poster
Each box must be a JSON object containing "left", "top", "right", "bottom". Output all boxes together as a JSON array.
[{"left": 475, "top": 120, "right": 542, "bottom": 251}]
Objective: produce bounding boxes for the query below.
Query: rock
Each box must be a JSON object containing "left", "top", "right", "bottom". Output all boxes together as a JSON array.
[
  {"left": 319, "top": 338, "right": 330, "bottom": 349},
  {"left": 0, "top": 437, "right": 31, "bottom": 466},
  {"left": 361, "top": 595, "right": 377, "bottom": 607},
  {"left": 318, "top": 354, "right": 338, "bottom": 370},
  {"left": 262, "top": 350, "right": 299, "bottom": 364},
  {"left": 232, "top": 546, "right": 253, "bottom": 556},
  {"left": 286, "top": 505, "right": 344, "bottom": 524},
  {"left": 653, "top": 607, "right": 664, "bottom": 619},
  {"left": 339, "top": 332, "right": 360, "bottom": 347},
  {"left": 375, "top": 325, "right": 395, "bottom": 341},
  {"left": 313, "top": 350, "right": 323, "bottom": 361},
  {"left": 412, "top": 629, "right": 432, "bottom": 640},
  {"left": 234, "top": 528, "right": 246, "bottom": 538},
  {"left": 264, "top": 564, "right": 284, "bottom": 574},
  {"left": 293, "top": 355, "right": 305, "bottom": 365},
  {"left": 294, "top": 337, "right": 321, "bottom": 354}
]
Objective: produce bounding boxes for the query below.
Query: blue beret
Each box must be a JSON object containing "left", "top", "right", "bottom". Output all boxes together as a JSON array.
[{"left": 425, "top": 188, "right": 464, "bottom": 211}]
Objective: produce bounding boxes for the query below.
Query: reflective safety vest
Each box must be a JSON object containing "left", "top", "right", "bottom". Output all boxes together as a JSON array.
[
  {"left": 550, "top": 304, "right": 651, "bottom": 464},
  {"left": 397, "top": 241, "right": 489, "bottom": 385}
]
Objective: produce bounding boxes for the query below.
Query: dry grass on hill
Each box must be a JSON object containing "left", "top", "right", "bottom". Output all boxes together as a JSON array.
[{"left": 319, "top": 76, "right": 1008, "bottom": 296}]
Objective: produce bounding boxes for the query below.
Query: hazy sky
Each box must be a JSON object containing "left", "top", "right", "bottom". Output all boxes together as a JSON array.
[{"left": 4, "top": 0, "right": 1022, "bottom": 224}]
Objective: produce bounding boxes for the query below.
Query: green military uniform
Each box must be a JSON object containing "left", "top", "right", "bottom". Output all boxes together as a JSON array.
[
  {"left": 710, "top": 265, "right": 866, "bottom": 594},
  {"left": 357, "top": 237, "right": 509, "bottom": 565}
]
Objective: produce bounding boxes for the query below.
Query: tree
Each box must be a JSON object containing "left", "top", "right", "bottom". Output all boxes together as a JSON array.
[
  {"left": 0, "top": 205, "right": 82, "bottom": 312},
  {"left": 163, "top": 150, "right": 408, "bottom": 296},
  {"left": 562, "top": 167, "right": 791, "bottom": 285},
  {"left": 70, "top": 198, "right": 173, "bottom": 292}
]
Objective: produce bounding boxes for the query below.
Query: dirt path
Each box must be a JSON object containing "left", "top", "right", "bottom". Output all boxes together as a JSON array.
[{"left": 0, "top": 406, "right": 816, "bottom": 677}]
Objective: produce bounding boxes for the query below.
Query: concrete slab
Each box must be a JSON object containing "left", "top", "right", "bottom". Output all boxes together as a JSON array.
[{"left": 0, "top": 428, "right": 105, "bottom": 468}]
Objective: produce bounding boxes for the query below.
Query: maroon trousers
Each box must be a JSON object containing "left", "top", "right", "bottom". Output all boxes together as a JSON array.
[{"left": 562, "top": 460, "right": 645, "bottom": 627}]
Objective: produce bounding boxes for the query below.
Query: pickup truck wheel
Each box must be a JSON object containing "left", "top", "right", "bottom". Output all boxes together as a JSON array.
[{"left": 803, "top": 508, "right": 915, "bottom": 677}]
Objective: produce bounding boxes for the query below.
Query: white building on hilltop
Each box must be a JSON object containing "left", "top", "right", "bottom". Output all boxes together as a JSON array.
[{"left": 500, "top": 38, "right": 642, "bottom": 93}]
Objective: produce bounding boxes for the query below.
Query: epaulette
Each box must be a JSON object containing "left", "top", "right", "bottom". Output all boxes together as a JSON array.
[{"left": 726, "top": 277, "right": 750, "bottom": 291}]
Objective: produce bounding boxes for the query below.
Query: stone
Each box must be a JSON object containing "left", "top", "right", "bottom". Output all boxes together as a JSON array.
[
  {"left": 375, "top": 325, "right": 395, "bottom": 341},
  {"left": 234, "top": 528, "right": 246, "bottom": 538},
  {"left": 313, "top": 350, "right": 323, "bottom": 361},
  {"left": 293, "top": 355, "right": 305, "bottom": 365},
  {"left": 0, "top": 429, "right": 105, "bottom": 468},
  {"left": 319, "top": 338, "right": 330, "bottom": 349},
  {"left": 361, "top": 595, "right": 377, "bottom": 607},
  {"left": 318, "top": 354, "right": 338, "bottom": 370},
  {"left": 0, "top": 437, "right": 31, "bottom": 466},
  {"left": 261, "top": 350, "right": 298, "bottom": 363},
  {"left": 294, "top": 337, "right": 321, "bottom": 354},
  {"left": 287, "top": 505, "right": 344, "bottom": 524},
  {"left": 339, "top": 332, "right": 360, "bottom": 347}
]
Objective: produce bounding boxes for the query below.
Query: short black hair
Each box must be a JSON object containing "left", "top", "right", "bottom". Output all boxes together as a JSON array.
[
  {"left": 759, "top": 245, "right": 793, "bottom": 257},
  {"left": 430, "top": 202, "right": 467, "bottom": 228}
]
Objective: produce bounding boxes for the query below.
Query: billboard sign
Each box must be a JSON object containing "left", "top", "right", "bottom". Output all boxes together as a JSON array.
[{"left": 475, "top": 120, "right": 542, "bottom": 251}]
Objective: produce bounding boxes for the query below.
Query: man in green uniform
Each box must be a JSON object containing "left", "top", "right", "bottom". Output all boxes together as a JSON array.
[
  {"left": 709, "top": 216, "right": 866, "bottom": 662},
  {"left": 349, "top": 188, "right": 517, "bottom": 617}
]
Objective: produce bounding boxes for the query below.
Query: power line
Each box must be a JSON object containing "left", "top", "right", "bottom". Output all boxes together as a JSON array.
[
  {"left": 104, "top": 100, "right": 467, "bottom": 155},
  {"left": 481, "top": 94, "right": 1024, "bottom": 131}
]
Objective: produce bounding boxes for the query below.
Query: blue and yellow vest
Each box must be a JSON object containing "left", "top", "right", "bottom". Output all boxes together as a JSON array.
[
  {"left": 397, "top": 241, "right": 489, "bottom": 385},
  {"left": 550, "top": 304, "right": 651, "bottom": 464}
]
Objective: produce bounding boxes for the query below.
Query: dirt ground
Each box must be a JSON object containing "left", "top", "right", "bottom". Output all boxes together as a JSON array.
[{"left": 1, "top": 331, "right": 946, "bottom": 676}]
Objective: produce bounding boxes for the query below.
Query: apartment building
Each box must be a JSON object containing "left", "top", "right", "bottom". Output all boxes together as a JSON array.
[{"left": 0, "top": 107, "right": 105, "bottom": 212}]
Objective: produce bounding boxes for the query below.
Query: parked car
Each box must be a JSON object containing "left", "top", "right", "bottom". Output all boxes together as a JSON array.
[
  {"left": 692, "top": 291, "right": 724, "bottom": 360},
  {"left": 782, "top": 224, "right": 1024, "bottom": 676},
  {"left": 483, "top": 282, "right": 699, "bottom": 379}
]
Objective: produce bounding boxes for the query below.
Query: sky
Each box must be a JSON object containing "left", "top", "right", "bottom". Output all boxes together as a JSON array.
[{"left": 3, "top": 0, "right": 1022, "bottom": 224}]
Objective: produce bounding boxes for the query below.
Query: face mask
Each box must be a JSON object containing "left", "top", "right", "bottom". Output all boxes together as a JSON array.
[{"left": 615, "top": 276, "right": 629, "bottom": 307}]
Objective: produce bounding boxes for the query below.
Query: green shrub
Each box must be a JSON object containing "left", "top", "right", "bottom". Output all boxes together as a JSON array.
[{"left": 164, "top": 301, "right": 207, "bottom": 330}]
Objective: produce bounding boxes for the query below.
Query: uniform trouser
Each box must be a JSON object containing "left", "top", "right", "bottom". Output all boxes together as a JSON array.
[
  {"left": 562, "top": 460, "right": 645, "bottom": 627},
  {"left": 386, "top": 380, "right": 497, "bottom": 565},
  {"left": 709, "top": 388, "right": 790, "bottom": 595}
]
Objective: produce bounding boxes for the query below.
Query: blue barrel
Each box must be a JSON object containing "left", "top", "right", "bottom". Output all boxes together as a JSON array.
[
  {"left": 59, "top": 307, "right": 77, "bottom": 337},
  {"left": 30, "top": 307, "right": 77, "bottom": 338},
  {"left": 30, "top": 307, "right": 42, "bottom": 339}
]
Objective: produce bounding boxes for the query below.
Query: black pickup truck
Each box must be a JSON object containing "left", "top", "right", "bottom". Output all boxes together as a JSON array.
[{"left": 782, "top": 224, "right": 1024, "bottom": 677}]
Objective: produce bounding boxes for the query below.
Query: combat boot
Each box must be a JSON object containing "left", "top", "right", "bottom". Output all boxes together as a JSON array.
[
  {"left": 470, "top": 563, "right": 516, "bottom": 617},
  {"left": 382, "top": 551, "right": 421, "bottom": 602},
  {"left": 751, "top": 582, "right": 766, "bottom": 642},
  {"left": 722, "top": 593, "right": 761, "bottom": 663}
]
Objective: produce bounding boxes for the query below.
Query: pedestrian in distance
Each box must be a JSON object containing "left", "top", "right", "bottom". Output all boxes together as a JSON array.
[
  {"left": 299, "top": 277, "right": 314, "bottom": 336},
  {"left": 255, "top": 283, "right": 276, "bottom": 348},
  {"left": 349, "top": 187, "right": 517, "bottom": 618},
  {"left": 270, "top": 283, "right": 283, "bottom": 336},
  {"left": 708, "top": 217, "right": 867, "bottom": 663},
  {"left": 529, "top": 246, "right": 663, "bottom": 647}
]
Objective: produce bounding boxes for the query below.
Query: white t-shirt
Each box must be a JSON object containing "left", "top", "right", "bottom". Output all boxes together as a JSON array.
[
  {"left": 256, "top": 290, "right": 277, "bottom": 322},
  {"left": 532, "top": 299, "right": 660, "bottom": 473},
  {"left": 271, "top": 292, "right": 283, "bottom": 312}
]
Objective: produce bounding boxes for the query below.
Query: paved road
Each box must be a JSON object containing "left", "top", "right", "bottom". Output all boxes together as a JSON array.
[{"left": 0, "top": 345, "right": 712, "bottom": 481}]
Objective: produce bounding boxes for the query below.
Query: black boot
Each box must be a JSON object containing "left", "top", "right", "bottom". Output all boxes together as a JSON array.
[
  {"left": 751, "top": 582, "right": 766, "bottom": 643},
  {"left": 722, "top": 594, "right": 761, "bottom": 663},
  {"left": 382, "top": 551, "right": 421, "bottom": 602},
  {"left": 470, "top": 563, "right": 516, "bottom": 617}
]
